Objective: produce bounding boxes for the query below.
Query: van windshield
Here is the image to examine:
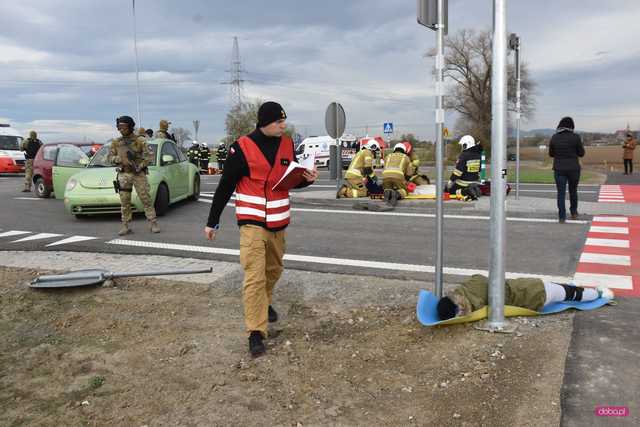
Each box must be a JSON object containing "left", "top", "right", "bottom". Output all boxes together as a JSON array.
[{"left": 0, "top": 135, "right": 23, "bottom": 150}]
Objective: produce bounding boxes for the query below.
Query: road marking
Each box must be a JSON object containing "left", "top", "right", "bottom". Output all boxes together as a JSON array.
[
  {"left": 46, "top": 236, "right": 97, "bottom": 247},
  {"left": 579, "top": 252, "right": 631, "bottom": 266},
  {"left": 13, "top": 197, "right": 44, "bottom": 200},
  {"left": 589, "top": 226, "right": 629, "bottom": 234},
  {"left": 598, "top": 200, "right": 625, "bottom": 203},
  {"left": 573, "top": 272, "right": 633, "bottom": 290},
  {"left": 0, "top": 230, "right": 31, "bottom": 238},
  {"left": 585, "top": 238, "right": 630, "bottom": 248},
  {"left": 11, "top": 233, "right": 63, "bottom": 243},
  {"left": 592, "top": 216, "right": 628, "bottom": 223},
  {"left": 517, "top": 189, "right": 597, "bottom": 194},
  {"left": 106, "top": 238, "right": 573, "bottom": 282},
  {"left": 196, "top": 197, "right": 588, "bottom": 224}
]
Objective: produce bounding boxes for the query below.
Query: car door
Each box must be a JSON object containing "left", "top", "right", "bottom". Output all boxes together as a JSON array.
[
  {"left": 172, "top": 144, "right": 191, "bottom": 197},
  {"left": 159, "top": 142, "right": 183, "bottom": 199},
  {"left": 52, "top": 145, "right": 89, "bottom": 198}
]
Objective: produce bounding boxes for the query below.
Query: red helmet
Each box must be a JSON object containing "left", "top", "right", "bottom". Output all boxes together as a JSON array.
[{"left": 402, "top": 141, "right": 412, "bottom": 154}]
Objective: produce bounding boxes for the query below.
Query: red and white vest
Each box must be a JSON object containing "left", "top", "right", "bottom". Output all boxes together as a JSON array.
[{"left": 235, "top": 135, "right": 294, "bottom": 229}]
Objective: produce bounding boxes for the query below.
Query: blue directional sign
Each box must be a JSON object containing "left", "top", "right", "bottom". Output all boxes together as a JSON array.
[{"left": 383, "top": 122, "right": 394, "bottom": 134}]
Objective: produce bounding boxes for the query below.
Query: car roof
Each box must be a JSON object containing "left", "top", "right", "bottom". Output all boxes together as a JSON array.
[{"left": 46, "top": 141, "right": 100, "bottom": 146}]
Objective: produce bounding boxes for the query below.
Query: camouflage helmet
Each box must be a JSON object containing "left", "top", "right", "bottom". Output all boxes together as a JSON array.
[
  {"left": 159, "top": 119, "right": 171, "bottom": 131},
  {"left": 137, "top": 127, "right": 147, "bottom": 136},
  {"left": 116, "top": 115, "right": 136, "bottom": 130},
  {"left": 29, "top": 130, "right": 37, "bottom": 139}
]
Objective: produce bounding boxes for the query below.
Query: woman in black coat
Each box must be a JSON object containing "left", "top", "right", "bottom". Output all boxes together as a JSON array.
[{"left": 548, "top": 117, "right": 585, "bottom": 223}]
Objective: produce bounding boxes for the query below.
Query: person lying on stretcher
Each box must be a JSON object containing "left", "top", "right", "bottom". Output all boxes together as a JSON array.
[{"left": 437, "top": 274, "right": 614, "bottom": 321}]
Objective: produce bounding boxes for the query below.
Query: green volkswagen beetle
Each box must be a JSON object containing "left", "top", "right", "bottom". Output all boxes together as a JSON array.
[{"left": 58, "top": 138, "right": 200, "bottom": 218}]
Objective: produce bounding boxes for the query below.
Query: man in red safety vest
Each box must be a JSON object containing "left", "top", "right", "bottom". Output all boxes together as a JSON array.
[{"left": 204, "top": 101, "right": 318, "bottom": 357}]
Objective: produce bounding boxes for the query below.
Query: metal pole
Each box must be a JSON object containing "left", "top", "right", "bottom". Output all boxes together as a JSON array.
[
  {"left": 336, "top": 107, "right": 342, "bottom": 189},
  {"left": 132, "top": 0, "right": 142, "bottom": 126},
  {"left": 434, "top": 0, "right": 445, "bottom": 298},
  {"left": 488, "top": 0, "right": 508, "bottom": 328},
  {"left": 515, "top": 39, "right": 521, "bottom": 200}
]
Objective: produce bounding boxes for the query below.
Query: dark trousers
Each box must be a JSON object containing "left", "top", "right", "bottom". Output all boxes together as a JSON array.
[
  {"left": 554, "top": 170, "right": 580, "bottom": 220},
  {"left": 624, "top": 159, "right": 633, "bottom": 174}
]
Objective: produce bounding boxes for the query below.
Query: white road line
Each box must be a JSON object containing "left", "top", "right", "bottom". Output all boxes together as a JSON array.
[
  {"left": 592, "top": 216, "right": 628, "bottom": 223},
  {"left": 589, "top": 226, "right": 629, "bottom": 234},
  {"left": 12, "top": 233, "right": 63, "bottom": 243},
  {"left": 598, "top": 200, "right": 625, "bottom": 203},
  {"left": 573, "top": 272, "right": 633, "bottom": 290},
  {"left": 196, "top": 197, "right": 588, "bottom": 224},
  {"left": 517, "top": 189, "right": 598, "bottom": 194},
  {"left": 46, "top": 236, "right": 97, "bottom": 247},
  {"left": 0, "top": 230, "right": 31, "bottom": 238},
  {"left": 106, "top": 238, "right": 573, "bottom": 282},
  {"left": 13, "top": 197, "right": 44, "bottom": 200},
  {"left": 579, "top": 253, "right": 631, "bottom": 266},
  {"left": 585, "top": 238, "right": 630, "bottom": 248}
]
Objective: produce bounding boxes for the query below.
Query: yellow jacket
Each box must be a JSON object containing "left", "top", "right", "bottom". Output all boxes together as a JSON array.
[
  {"left": 345, "top": 148, "right": 374, "bottom": 179},
  {"left": 383, "top": 152, "right": 412, "bottom": 181}
]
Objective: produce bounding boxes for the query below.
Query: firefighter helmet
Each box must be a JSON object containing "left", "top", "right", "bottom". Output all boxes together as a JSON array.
[
  {"left": 402, "top": 141, "right": 413, "bottom": 154},
  {"left": 394, "top": 143, "right": 407, "bottom": 153},
  {"left": 459, "top": 135, "right": 477, "bottom": 150}
]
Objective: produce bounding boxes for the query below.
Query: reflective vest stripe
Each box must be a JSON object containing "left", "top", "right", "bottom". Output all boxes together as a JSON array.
[
  {"left": 236, "top": 206, "right": 266, "bottom": 218},
  {"left": 267, "top": 211, "right": 290, "bottom": 222},
  {"left": 235, "top": 193, "right": 267, "bottom": 205},
  {"left": 266, "top": 198, "right": 290, "bottom": 208}
]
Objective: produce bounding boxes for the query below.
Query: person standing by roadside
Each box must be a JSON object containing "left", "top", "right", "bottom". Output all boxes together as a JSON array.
[
  {"left": 549, "top": 116, "right": 585, "bottom": 223},
  {"left": 203, "top": 101, "right": 318, "bottom": 357},
  {"left": 622, "top": 132, "right": 636, "bottom": 175},
  {"left": 20, "top": 130, "right": 43, "bottom": 192}
]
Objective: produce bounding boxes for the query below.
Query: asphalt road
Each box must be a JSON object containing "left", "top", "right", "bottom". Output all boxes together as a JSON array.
[{"left": 0, "top": 171, "right": 592, "bottom": 281}]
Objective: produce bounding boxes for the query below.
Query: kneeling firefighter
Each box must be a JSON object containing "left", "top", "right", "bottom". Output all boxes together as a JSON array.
[
  {"left": 446, "top": 135, "right": 482, "bottom": 200},
  {"left": 402, "top": 141, "right": 430, "bottom": 185},
  {"left": 337, "top": 140, "right": 379, "bottom": 198},
  {"left": 382, "top": 142, "right": 413, "bottom": 206}
]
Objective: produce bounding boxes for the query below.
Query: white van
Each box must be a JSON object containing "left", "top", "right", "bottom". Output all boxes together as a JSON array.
[
  {"left": 295, "top": 134, "right": 358, "bottom": 168},
  {"left": 0, "top": 124, "right": 25, "bottom": 173}
]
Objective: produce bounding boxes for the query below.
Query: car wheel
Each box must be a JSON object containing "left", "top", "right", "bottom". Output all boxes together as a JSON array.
[
  {"left": 154, "top": 183, "right": 170, "bottom": 216},
  {"left": 189, "top": 175, "right": 200, "bottom": 201},
  {"left": 34, "top": 177, "right": 51, "bottom": 198}
]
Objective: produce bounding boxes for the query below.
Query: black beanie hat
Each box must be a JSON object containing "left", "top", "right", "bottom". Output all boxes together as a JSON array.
[
  {"left": 257, "top": 101, "right": 287, "bottom": 128},
  {"left": 437, "top": 296, "right": 458, "bottom": 320},
  {"left": 557, "top": 116, "right": 575, "bottom": 130}
]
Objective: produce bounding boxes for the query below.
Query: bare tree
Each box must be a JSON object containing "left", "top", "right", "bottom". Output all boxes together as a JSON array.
[
  {"left": 224, "top": 99, "right": 261, "bottom": 145},
  {"left": 172, "top": 127, "right": 192, "bottom": 148},
  {"left": 436, "top": 29, "right": 536, "bottom": 155}
]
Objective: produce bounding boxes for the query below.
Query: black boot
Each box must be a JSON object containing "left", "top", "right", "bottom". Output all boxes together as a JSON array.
[
  {"left": 268, "top": 305, "right": 278, "bottom": 323},
  {"left": 248, "top": 331, "right": 266, "bottom": 357}
]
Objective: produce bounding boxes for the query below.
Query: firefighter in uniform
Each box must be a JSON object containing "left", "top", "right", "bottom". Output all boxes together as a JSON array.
[
  {"left": 199, "top": 143, "right": 210, "bottom": 173},
  {"left": 216, "top": 143, "right": 228, "bottom": 171},
  {"left": 446, "top": 135, "right": 483, "bottom": 200},
  {"left": 21, "top": 131, "right": 43, "bottom": 192},
  {"left": 156, "top": 119, "right": 176, "bottom": 141},
  {"left": 109, "top": 116, "right": 160, "bottom": 236},
  {"left": 337, "top": 140, "right": 379, "bottom": 198},
  {"left": 402, "top": 141, "right": 430, "bottom": 185},
  {"left": 187, "top": 141, "right": 200, "bottom": 167},
  {"left": 382, "top": 142, "right": 414, "bottom": 206},
  {"left": 204, "top": 101, "right": 318, "bottom": 357}
]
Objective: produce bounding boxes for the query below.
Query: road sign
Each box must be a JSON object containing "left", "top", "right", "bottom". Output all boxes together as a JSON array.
[
  {"left": 383, "top": 122, "right": 394, "bottom": 134},
  {"left": 325, "top": 102, "right": 346, "bottom": 139},
  {"left": 417, "top": 0, "right": 448, "bottom": 35}
]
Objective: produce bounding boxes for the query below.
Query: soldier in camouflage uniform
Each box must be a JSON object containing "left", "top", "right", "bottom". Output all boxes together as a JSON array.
[
  {"left": 155, "top": 119, "right": 176, "bottom": 141},
  {"left": 21, "top": 130, "right": 43, "bottom": 192},
  {"left": 109, "top": 116, "right": 160, "bottom": 236}
]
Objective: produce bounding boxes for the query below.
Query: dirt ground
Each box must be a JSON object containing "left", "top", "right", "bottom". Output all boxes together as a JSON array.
[{"left": 1, "top": 266, "right": 574, "bottom": 426}]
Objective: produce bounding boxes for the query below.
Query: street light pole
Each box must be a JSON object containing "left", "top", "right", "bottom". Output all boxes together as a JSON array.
[
  {"left": 434, "top": 0, "right": 445, "bottom": 298},
  {"left": 487, "top": 0, "right": 508, "bottom": 330},
  {"left": 132, "top": 0, "right": 142, "bottom": 126},
  {"left": 510, "top": 34, "right": 521, "bottom": 200}
]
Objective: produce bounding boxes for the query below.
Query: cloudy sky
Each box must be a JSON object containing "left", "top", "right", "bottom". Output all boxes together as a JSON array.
[{"left": 1, "top": 0, "right": 639, "bottom": 144}]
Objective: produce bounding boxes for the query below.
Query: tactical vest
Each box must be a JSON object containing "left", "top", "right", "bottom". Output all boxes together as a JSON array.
[{"left": 235, "top": 135, "right": 293, "bottom": 229}]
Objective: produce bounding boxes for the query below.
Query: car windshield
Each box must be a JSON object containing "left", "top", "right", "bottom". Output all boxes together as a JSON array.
[
  {"left": 89, "top": 143, "right": 158, "bottom": 167},
  {"left": 0, "top": 135, "right": 23, "bottom": 150}
]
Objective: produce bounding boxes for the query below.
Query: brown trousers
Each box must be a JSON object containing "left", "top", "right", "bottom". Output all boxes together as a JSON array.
[
  {"left": 239, "top": 224, "right": 286, "bottom": 335},
  {"left": 24, "top": 159, "right": 34, "bottom": 189}
]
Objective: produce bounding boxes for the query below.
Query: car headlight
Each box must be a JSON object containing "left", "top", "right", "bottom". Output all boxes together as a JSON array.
[{"left": 66, "top": 178, "right": 78, "bottom": 192}]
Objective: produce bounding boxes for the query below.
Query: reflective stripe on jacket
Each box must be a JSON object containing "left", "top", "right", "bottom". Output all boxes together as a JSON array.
[
  {"left": 235, "top": 135, "right": 293, "bottom": 229},
  {"left": 345, "top": 148, "right": 373, "bottom": 180},
  {"left": 383, "top": 152, "right": 412, "bottom": 180}
]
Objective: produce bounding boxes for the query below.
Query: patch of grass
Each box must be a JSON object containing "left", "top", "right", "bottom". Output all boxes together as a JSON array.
[{"left": 88, "top": 375, "right": 106, "bottom": 389}]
